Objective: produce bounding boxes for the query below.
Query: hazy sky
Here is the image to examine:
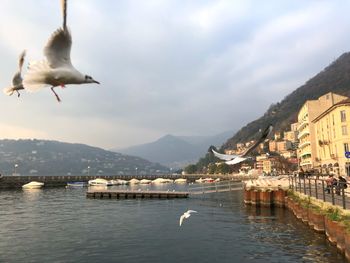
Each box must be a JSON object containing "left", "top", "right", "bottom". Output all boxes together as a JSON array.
[{"left": 1, "top": 0, "right": 350, "bottom": 149}]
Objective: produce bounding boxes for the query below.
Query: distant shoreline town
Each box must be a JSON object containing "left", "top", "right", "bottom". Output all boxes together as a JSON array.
[{"left": 187, "top": 92, "right": 350, "bottom": 177}]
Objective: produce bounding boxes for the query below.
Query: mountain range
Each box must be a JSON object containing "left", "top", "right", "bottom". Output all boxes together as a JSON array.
[
  {"left": 113, "top": 131, "right": 234, "bottom": 169},
  {"left": 0, "top": 139, "right": 169, "bottom": 176},
  {"left": 222, "top": 52, "right": 350, "bottom": 150}
]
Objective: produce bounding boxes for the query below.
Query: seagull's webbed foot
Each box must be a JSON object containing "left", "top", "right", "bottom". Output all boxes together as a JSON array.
[
  {"left": 51, "top": 87, "right": 61, "bottom": 102},
  {"left": 16, "top": 90, "right": 20, "bottom": 98}
]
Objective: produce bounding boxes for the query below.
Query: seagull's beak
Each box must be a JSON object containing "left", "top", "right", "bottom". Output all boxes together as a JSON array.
[{"left": 93, "top": 80, "right": 100, "bottom": 84}]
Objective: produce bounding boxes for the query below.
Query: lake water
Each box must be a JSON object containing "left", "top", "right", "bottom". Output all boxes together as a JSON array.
[{"left": 0, "top": 184, "right": 346, "bottom": 263}]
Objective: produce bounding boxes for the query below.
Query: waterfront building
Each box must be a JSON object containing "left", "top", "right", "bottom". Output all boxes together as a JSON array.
[
  {"left": 284, "top": 130, "right": 298, "bottom": 143},
  {"left": 269, "top": 140, "right": 277, "bottom": 152},
  {"left": 291, "top": 122, "right": 298, "bottom": 132},
  {"left": 312, "top": 98, "right": 350, "bottom": 176},
  {"left": 255, "top": 154, "right": 269, "bottom": 172},
  {"left": 297, "top": 92, "right": 347, "bottom": 171},
  {"left": 276, "top": 141, "right": 293, "bottom": 152},
  {"left": 274, "top": 132, "right": 282, "bottom": 140}
]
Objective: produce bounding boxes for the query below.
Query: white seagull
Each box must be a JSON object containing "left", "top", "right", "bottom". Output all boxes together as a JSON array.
[
  {"left": 212, "top": 124, "right": 273, "bottom": 165},
  {"left": 179, "top": 210, "right": 197, "bottom": 226},
  {"left": 23, "top": 0, "right": 100, "bottom": 102},
  {"left": 3, "top": 50, "right": 26, "bottom": 97}
]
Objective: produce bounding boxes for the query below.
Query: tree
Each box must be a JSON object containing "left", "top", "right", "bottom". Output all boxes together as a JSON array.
[
  {"left": 184, "top": 164, "right": 197, "bottom": 174},
  {"left": 216, "top": 163, "right": 230, "bottom": 174}
]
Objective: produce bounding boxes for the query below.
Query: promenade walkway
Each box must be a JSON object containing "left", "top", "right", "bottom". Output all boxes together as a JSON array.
[{"left": 289, "top": 176, "right": 350, "bottom": 210}]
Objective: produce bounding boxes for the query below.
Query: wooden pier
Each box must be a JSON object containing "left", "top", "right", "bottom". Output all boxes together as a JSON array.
[{"left": 86, "top": 189, "right": 189, "bottom": 199}]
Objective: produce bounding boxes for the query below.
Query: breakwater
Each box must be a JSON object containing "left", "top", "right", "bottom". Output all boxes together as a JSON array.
[{"left": 0, "top": 174, "right": 256, "bottom": 189}]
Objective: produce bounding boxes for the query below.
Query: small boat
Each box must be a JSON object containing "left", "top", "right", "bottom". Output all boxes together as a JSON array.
[
  {"left": 88, "top": 178, "right": 113, "bottom": 186},
  {"left": 110, "top": 179, "right": 129, "bottom": 185},
  {"left": 22, "top": 181, "right": 44, "bottom": 189},
  {"left": 66, "top": 182, "right": 87, "bottom": 187},
  {"left": 140, "top": 179, "right": 152, "bottom": 184},
  {"left": 214, "top": 178, "right": 220, "bottom": 182},
  {"left": 174, "top": 178, "right": 187, "bottom": 184},
  {"left": 152, "top": 178, "right": 166, "bottom": 184},
  {"left": 203, "top": 178, "right": 214, "bottom": 183},
  {"left": 129, "top": 178, "right": 140, "bottom": 184},
  {"left": 195, "top": 178, "right": 204, "bottom": 183}
]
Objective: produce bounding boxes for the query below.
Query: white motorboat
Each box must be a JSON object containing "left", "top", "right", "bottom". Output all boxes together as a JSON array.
[
  {"left": 195, "top": 178, "right": 204, "bottom": 183},
  {"left": 22, "top": 181, "right": 44, "bottom": 189},
  {"left": 152, "top": 178, "right": 166, "bottom": 184},
  {"left": 88, "top": 178, "right": 113, "bottom": 186},
  {"left": 140, "top": 179, "right": 152, "bottom": 184},
  {"left": 110, "top": 179, "right": 129, "bottom": 185},
  {"left": 174, "top": 178, "right": 187, "bottom": 184},
  {"left": 203, "top": 178, "right": 214, "bottom": 183},
  {"left": 129, "top": 178, "right": 140, "bottom": 184}
]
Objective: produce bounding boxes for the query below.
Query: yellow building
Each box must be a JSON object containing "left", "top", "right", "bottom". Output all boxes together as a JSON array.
[
  {"left": 297, "top": 92, "right": 347, "bottom": 170},
  {"left": 312, "top": 98, "right": 350, "bottom": 176},
  {"left": 284, "top": 131, "right": 298, "bottom": 142}
]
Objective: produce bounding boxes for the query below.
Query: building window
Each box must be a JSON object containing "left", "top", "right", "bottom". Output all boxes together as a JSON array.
[
  {"left": 345, "top": 143, "right": 349, "bottom": 153},
  {"left": 342, "top": 125, "right": 348, "bottom": 136},
  {"left": 341, "top": 110, "right": 346, "bottom": 122}
]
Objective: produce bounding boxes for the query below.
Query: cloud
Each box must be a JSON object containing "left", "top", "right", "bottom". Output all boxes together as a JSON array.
[{"left": 1, "top": 0, "right": 350, "bottom": 149}]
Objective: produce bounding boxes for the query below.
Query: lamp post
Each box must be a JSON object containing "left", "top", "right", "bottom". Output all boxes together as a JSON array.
[
  {"left": 87, "top": 166, "right": 90, "bottom": 176},
  {"left": 14, "top": 164, "right": 18, "bottom": 176},
  {"left": 135, "top": 167, "right": 138, "bottom": 176}
]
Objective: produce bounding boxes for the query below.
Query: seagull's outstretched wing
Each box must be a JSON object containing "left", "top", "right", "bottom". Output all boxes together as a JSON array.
[
  {"left": 44, "top": 27, "right": 72, "bottom": 68},
  {"left": 187, "top": 210, "right": 197, "bottom": 214},
  {"left": 241, "top": 124, "right": 273, "bottom": 157},
  {"left": 212, "top": 149, "right": 237, "bottom": 161},
  {"left": 225, "top": 156, "right": 247, "bottom": 165},
  {"left": 12, "top": 50, "right": 26, "bottom": 87},
  {"left": 179, "top": 214, "right": 185, "bottom": 226}
]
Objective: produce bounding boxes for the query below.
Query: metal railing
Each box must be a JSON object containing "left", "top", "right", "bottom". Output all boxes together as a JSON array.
[
  {"left": 189, "top": 181, "right": 243, "bottom": 195},
  {"left": 289, "top": 175, "right": 350, "bottom": 210}
]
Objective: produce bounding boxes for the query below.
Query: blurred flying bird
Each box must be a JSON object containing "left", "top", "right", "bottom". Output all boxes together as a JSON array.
[
  {"left": 23, "top": 0, "right": 100, "bottom": 102},
  {"left": 212, "top": 124, "right": 273, "bottom": 165},
  {"left": 179, "top": 210, "right": 197, "bottom": 226},
  {"left": 3, "top": 50, "right": 26, "bottom": 97}
]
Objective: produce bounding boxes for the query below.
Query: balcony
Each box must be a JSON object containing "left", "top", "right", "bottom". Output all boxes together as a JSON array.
[
  {"left": 298, "top": 120, "right": 308, "bottom": 131},
  {"left": 297, "top": 129, "right": 310, "bottom": 140},
  {"left": 298, "top": 141, "right": 311, "bottom": 149},
  {"left": 299, "top": 151, "right": 312, "bottom": 158}
]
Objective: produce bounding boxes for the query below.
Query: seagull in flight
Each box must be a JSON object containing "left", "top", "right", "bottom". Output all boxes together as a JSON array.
[
  {"left": 3, "top": 50, "right": 26, "bottom": 97},
  {"left": 179, "top": 210, "right": 197, "bottom": 226},
  {"left": 212, "top": 124, "right": 273, "bottom": 165},
  {"left": 23, "top": 0, "right": 100, "bottom": 102}
]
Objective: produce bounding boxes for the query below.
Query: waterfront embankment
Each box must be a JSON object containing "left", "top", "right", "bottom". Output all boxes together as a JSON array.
[{"left": 243, "top": 177, "right": 350, "bottom": 261}]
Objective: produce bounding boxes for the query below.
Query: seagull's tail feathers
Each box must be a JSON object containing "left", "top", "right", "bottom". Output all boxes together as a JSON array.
[
  {"left": 3, "top": 87, "right": 15, "bottom": 96},
  {"left": 23, "top": 60, "right": 50, "bottom": 92}
]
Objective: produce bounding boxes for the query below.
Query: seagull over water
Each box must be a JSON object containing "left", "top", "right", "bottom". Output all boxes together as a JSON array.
[
  {"left": 23, "top": 0, "right": 100, "bottom": 102},
  {"left": 179, "top": 210, "right": 197, "bottom": 226},
  {"left": 211, "top": 124, "right": 273, "bottom": 165},
  {"left": 3, "top": 50, "right": 26, "bottom": 97}
]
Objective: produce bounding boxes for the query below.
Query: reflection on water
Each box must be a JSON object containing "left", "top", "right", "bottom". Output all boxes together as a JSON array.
[
  {"left": 22, "top": 188, "right": 43, "bottom": 201},
  {"left": 0, "top": 185, "right": 346, "bottom": 263}
]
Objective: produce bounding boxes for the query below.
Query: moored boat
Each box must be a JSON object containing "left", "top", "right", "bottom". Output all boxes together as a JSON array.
[
  {"left": 22, "top": 181, "right": 44, "bottom": 189},
  {"left": 88, "top": 178, "right": 113, "bottom": 186},
  {"left": 140, "top": 179, "right": 152, "bottom": 184},
  {"left": 174, "top": 178, "right": 187, "bottom": 184},
  {"left": 129, "top": 178, "right": 140, "bottom": 184}
]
